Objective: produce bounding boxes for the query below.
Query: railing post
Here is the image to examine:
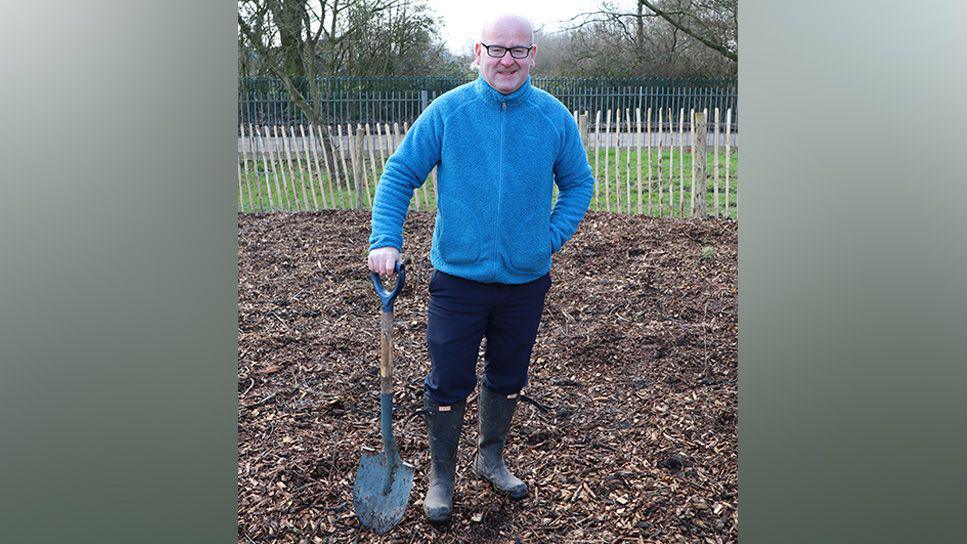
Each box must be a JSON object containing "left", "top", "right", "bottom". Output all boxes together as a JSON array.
[
  {"left": 694, "top": 111, "right": 708, "bottom": 218},
  {"left": 420, "top": 90, "right": 428, "bottom": 113}
]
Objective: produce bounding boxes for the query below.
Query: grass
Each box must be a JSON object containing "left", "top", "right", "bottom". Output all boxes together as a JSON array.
[
  {"left": 584, "top": 148, "right": 738, "bottom": 219},
  {"left": 237, "top": 148, "right": 738, "bottom": 220}
]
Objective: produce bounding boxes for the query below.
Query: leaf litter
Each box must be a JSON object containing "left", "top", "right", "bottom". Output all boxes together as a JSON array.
[{"left": 238, "top": 210, "right": 737, "bottom": 543}]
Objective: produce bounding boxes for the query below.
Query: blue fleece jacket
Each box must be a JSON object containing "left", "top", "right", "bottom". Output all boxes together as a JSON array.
[{"left": 368, "top": 75, "right": 595, "bottom": 284}]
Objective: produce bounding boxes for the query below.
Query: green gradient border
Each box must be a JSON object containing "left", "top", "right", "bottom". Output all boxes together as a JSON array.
[
  {"left": 1, "top": 2, "right": 238, "bottom": 542},
  {"left": 740, "top": 1, "right": 967, "bottom": 542}
]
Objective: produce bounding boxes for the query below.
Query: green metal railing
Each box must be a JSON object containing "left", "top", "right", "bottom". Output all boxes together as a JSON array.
[{"left": 238, "top": 76, "right": 737, "bottom": 130}]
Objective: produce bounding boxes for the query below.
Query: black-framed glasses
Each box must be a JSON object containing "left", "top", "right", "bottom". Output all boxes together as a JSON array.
[{"left": 480, "top": 43, "right": 534, "bottom": 59}]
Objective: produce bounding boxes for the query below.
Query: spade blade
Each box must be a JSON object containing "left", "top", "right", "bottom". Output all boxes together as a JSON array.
[{"left": 352, "top": 450, "right": 415, "bottom": 534}]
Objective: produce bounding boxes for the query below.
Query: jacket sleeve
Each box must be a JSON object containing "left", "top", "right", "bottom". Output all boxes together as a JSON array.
[
  {"left": 368, "top": 104, "right": 444, "bottom": 252},
  {"left": 549, "top": 113, "right": 595, "bottom": 253}
]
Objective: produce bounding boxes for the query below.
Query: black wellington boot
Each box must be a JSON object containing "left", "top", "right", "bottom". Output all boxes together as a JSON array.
[
  {"left": 473, "top": 384, "right": 528, "bottom": 499},
  {"left": 423, "top": 394, "right": 466, "bottom": 523}
]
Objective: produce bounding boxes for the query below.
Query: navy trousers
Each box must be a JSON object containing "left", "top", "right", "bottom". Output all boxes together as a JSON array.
[{"left": 424, "top": 269, "right": 552, "bottom": 405}]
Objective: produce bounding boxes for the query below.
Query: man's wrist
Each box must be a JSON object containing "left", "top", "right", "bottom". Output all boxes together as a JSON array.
[{"left": 369, "top": 241, "right": 403, "bottom": 252}]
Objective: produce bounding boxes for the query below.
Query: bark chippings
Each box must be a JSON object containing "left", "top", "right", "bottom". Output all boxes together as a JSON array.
[{"left": 238, "top": 210, "right": 737, "bottom": 543}]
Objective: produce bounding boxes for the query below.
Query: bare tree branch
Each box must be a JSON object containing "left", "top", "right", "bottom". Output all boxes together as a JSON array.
[
  {"left": 562, "top": 0, "right": 736, "bottom": 67},
  {"left": 640, "top": 0, "right": 736, "bottom": 62}
]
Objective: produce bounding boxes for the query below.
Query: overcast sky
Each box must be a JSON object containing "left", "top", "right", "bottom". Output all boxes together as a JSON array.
[{"left": 423, "top": 0, "right": 607, "bottom": 55}]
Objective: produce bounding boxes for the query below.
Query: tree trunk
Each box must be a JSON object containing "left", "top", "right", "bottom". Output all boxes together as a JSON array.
[{"left": 270, "top": 0, "right": 306, "bottom": 77}]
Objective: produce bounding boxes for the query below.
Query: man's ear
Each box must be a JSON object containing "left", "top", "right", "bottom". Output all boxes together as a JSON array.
[
  {"left": 469, "top": 43, "right": 481, "bottom": 71},
  {"left": 529, "top": 44, "right": 538, "bottom": 66}
]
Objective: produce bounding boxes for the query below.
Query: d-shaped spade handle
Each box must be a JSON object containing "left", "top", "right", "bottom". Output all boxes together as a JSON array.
[{"left": 369, "top": 261, "right": 405, "bottom": 313}]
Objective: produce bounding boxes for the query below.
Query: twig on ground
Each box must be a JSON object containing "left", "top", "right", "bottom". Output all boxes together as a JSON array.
[{"left": 241, "top": 377, "right": 256, "bottom": 398}]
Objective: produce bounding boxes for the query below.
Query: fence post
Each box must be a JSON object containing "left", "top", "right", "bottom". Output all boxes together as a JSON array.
[
  {"left": 353, "top": 124, "right": 365, "bottom": 208},
  {"left": 694, "top": 111, "right": 708, "bottom": 218},
  {"left": 420, "top": 90, "right": 429, "bottom": 113},
  {"left": 578, "top": 112, "right": 589, "bottom": 150}
]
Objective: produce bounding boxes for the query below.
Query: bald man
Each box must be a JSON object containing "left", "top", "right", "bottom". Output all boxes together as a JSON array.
[{"left": 368, "top": 14, "right": 595, "bottom": 523}]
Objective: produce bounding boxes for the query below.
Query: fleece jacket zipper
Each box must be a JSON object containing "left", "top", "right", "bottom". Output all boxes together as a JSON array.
[{"left": 492, "top": 100, "right": 507, "bottom": 282}]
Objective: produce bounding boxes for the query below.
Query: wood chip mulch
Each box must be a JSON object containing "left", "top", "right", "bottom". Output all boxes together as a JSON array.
[{"left": 238, "top": 210, "right": 737, "bottom": 543}]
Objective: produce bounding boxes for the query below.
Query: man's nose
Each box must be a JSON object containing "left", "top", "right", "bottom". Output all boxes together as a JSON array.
[{"left": 499, "top": 53, "right": 516, "bottom": 65}]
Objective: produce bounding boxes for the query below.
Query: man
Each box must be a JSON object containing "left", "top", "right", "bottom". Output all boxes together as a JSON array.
[{"left": 367, "top": 13, "right": 595, "bottom": 524}]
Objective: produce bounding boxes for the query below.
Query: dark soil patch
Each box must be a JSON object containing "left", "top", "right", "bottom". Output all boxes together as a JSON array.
[{"left": 238, "top": 210, "right": 737, "bottom": 543}]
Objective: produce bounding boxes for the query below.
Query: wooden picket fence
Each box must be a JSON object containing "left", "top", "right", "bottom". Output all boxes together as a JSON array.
[{"left": 237, "top": 107, "right": 737, "bottom": 219}]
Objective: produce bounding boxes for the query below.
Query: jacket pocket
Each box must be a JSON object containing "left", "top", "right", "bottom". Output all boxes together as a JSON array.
[
  {"left": 436, "top": 199, "right": 483, "bottom": 265},
  {"left": 506, "top": 210, "right": 551, "bottom": 273}
]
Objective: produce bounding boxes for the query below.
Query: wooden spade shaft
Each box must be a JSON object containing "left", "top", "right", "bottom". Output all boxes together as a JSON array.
[{"left": 380, "top": 311, "right": 394, "bottom": 394}]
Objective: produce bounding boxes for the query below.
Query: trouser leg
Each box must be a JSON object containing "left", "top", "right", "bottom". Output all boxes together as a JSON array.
[
  {"left": 475, "top": 272, "right": 551, "bottom": 499},
  {"left": 481, "top": 272, "right": 551, "bottom": 394},
  {"left": 422, "top": 270, "right": 492, "bottom": 521},
  {"left": 424, "top": 271, "right": 491, "bottom": 405}
]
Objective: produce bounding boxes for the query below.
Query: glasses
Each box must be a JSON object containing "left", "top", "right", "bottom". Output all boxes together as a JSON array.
[{"left": 480, "top": 43, "right": 534, "bottom": 59}]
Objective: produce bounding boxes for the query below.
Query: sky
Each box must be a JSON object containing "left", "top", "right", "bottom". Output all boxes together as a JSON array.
[{"left": 423, "top": 0, "right": 607, "bottom": 55}]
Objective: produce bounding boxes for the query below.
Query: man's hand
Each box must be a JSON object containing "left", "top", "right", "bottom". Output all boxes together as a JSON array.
[{"left": 368, "top": 246, "right": 401, "bottom": 276}]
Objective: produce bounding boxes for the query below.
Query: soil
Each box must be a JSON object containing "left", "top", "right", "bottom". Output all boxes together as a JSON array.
[{"left": 238, "top": 210, "right": 737, "bottom": 543}]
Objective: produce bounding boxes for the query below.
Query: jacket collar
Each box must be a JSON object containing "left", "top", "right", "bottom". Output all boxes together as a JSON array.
[{"left": 473, "top": 74, "right": 533, "bottom": 108}]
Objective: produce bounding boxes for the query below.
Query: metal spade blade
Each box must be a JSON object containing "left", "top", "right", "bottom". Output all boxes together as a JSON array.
[{"left": 352, "top": 393, "right": 415, "bottom": 534}]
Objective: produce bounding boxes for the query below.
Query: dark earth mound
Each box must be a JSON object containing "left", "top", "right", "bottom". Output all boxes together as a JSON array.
[{"left": 238, "top": 210, "right": 737, "bottom": 543}]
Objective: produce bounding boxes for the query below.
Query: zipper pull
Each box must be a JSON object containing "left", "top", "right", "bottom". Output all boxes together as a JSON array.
[{"left": 501, "top": 102, "right": 507, "bottom": 110}]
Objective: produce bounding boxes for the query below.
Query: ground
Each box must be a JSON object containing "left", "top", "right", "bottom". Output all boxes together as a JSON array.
[{"left": 237, "top": 210, "right": 737, "bottom": 543}]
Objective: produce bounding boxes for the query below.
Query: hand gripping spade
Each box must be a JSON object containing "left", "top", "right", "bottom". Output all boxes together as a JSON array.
[{"left": 353, "top": 261, "right": 415, "bottom": 534}]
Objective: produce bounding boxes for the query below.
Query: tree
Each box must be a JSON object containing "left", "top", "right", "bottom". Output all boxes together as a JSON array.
[
  {"left": 237, "top": 1, "right": 460, "bottom": 96},
  {"left": 561, "top": 0, "right": 737, "bottom": 76},
  {"left": 237, "top": 0, "right": 458, "bottom": 179},
  {"left": 340, "top": 0, "right": 465, "bottom": 76},
  {"left": 638, "top": 0, "right": 736, "bottom": 63},
  {"left": 238, "top": 0, "right": 403, "bottom": 126}
]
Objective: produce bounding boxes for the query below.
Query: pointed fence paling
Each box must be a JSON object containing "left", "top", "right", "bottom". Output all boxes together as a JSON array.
[
  {"left": 690, "top": 110, "right": 697, "bottom": 214},
  {"left": 616, "top": 109, "right": 624, "bottom": 213},
  {"left": 236, "top": 109, "right": 736, "bottom": 218},
  {"left": 678, "top": 108, "right": 686, "bottom": 218},
  {"left": 668, "top": 108, "right": 675, "bottom": 217},
  {"left": 335, "top": 124, "right": 353, "bottom": 209},
  {"left": 365, "top": 123, "right": 379, "bottom": 206},
  {"left": 346, "top": 124, "right": 360, "bottom": 208},
  {"left": 593, "top": 110, "right": 601, "bottom": 212},
  {"left": 315, "top": 124, "right": 336, "bottom": 209},
  {"left": 624, "top": 108, "right": 632, "bottom": 214},
  {"left": 258, "top": 126, "right": 279, "bottom": 209},
  {"left": 694, "top": 111, "right": 708, "bottom": 218},
  {"left": 298, "top": 124, "right": 319, "bottom": 209},
  {"left": 726, "top": 108, "right": 732, "bottom": 217},
  {"left": 714, "top": 107, "right": 720, "bottom": 217},
  {"left": 284, "top": 125, "right": 308, "bottom": 210},
  {"left": 604, "top": 109, "right": 612, "bottom": 212},
  {"left": 239, "top": 123, "right": 258, "bottom": 212},
  {"left": 636, "top": 107, "right": 642, "bottom": 215},
  {"left": 657, "top": 108, "right": 664, "bottom": 216},
  {"left": 703, "top": 107, "right": 710, "bottom": 215},
  {"left": 272, "top": 125, "right": 292, "bottom": 210},
  {"left": 647, "top": 107, "right": 653, "bottom": 216},
  {"left": 351, "top": 123, "right": 371, "bottom": 208}
]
